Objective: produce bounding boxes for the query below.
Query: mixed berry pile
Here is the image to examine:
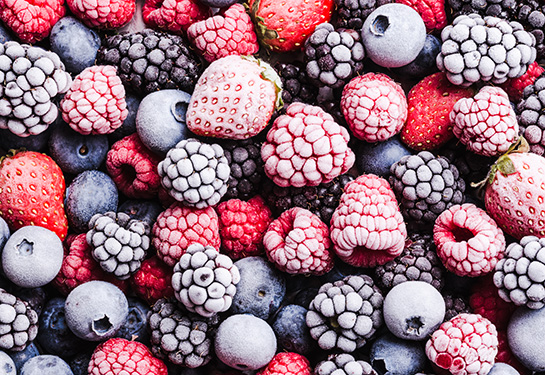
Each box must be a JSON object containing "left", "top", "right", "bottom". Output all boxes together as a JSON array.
[{"left": 2, "top": 0, "right": 545, "bottom": 374}]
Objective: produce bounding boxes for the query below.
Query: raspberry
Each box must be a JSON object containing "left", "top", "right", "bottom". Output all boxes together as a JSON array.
[
  {"left": 143, "top": 0, "right": 210, "bottom": 35},
  {"left": 330, "top": 174, "right": 407, "bottom": 268},
  {"left": 106, "top": 133, "right": 162, "bottom": 199},
  {"left": 501, "top": 61, "right": 545, "bottom": 102},
  {"left": 187, "top": 4, "right": 259, "bottom": 63},
  {"left": 496, "top": 331, "right": 529, "bottom": 374},
  {"left": 341, "top": 73, "right": 408, "bottom": 142},
  {"left": 152, "top": 203, "right": 220, "bottom": 266},
  {"left": 61, "top": 65, "right": 128, "bottom": 135},
  {"left": 396, "top": 0, "right": 447, "bottom": 31},
  {"left": 88, "top": 338, "right": 167, "bottom": 375},
  {"left": 257, "top": 352, "right": 312, "bottom": 375},
  {"left": 451, "top": 86, "right": 519, "bottom": 157},
  {"left": 469, "top": 275, "right": 516, "bottom": 330},
  {"left": 0, "top": 0, "right": 65, "bottom": 43},
  {"left": 433, "top": 203, "right": 506, "bottom": 277},
  {"left": 425, "top": 313, "right": 498, "bottom": 375},
  {"left": 217, "top": 196, "right": 272, "bottom": 260},
  {"left": 261, "top": 102, "right": 355, "bottom": 187},
  {"left": 131, "top": 256, "right": 174, "bottom": 304},
  {"left": 67, "top": 0, "right": 135, "bottom": 29}
]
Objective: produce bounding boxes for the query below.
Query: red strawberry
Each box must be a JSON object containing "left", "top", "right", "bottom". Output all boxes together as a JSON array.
[
  {"left": 0, "top": 151, "right": 68, "bottom": 240},
  {"left": 248, "top": 0, "right": 334, "bottom": 53},
  {"left": 401, "top": 72, "right": 473, "bottom": 151}
]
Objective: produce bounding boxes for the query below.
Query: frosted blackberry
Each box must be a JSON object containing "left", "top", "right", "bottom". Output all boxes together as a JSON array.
[
  {"left": 389, "top": 151, "right": 465, "bottom": 230},
  {"left": 437, "top": 14, "right": 537, "bottom": 86},
  {"left": 515, "top": 0, "right": 545, "bottom": 60},
  {"left": 494, "top": 236, "right": 545, "bottom": 309},
  {"left": 375, "top": 233, "right": 445, "bottom": 291},
  {"left": 0, "top": 41, "right": 72, "bottom": 137},
  {"left": 86, "top": 211, "right": 150, "bottom": 280},
  {"left": 517, "top": 73, "right": 545, "bottom": 155},
  {"left": 314, "top": 353, "right": 377, "bottom": 375},
  {"left": 304, "top": 23, "right": 365, "bottom": 90},
  {"left": 148, "top": 298, "right": 218, "bottom": 368},
  {"left": 0, "top": 288, "right": 38, "bottom": 351},
  {"left": 306, "top": 275, "right": 383, "bottom": 352},
  {"left": 275, "top": 62, "right": 317, "bottom": 106},
  {"left": 447, "top": 0, "right": 517, "bottom": 20},
  {"left": 158, "top": 138, "right": 230, "bottom": 208},
  {"left": 97, "top": 29, "right": 202, "bottom": 95},
  {"left": 334, "top": 0, "right": 394, "bottom": 30},
  {"left": 443, "top": 292, "right": 472, "bottom": 321},
  {"left": 171, "top": 243, "right": 240, "bottom": 317}
]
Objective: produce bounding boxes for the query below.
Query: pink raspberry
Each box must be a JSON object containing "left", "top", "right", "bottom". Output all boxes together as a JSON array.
[
  {"left": 217, "top": 196, "right": 272, "bottom": 260},
  {"left": 451, "top": 86, "right": 519, "bottom": 157},
  {"left": 257, "top": 352, "right": 312, "bottom": 375},
  {"left": 264, "top": 207, "right": 334, "bottom": 275},
  {"left": 396, "top": 0, "right": 447, "bottom": 31},
  {"left": 187, "top": 4, "right": 259, "bottom": 63},
  {"left": 0, "top": 0, "right": 65, "bottom": 43},
  {"left": 330, "top": 174, "right": 407, "bottom": 268},
  {"left": 143, "top": 0, "right": 210, "bottom": 35},
  {"left": 341, "top": 73, "right": 408, "bottom": 142},
  {"left": 67, "top": 0, "right": 135, "bottom": 29},
  {"left": 61, "top": 65, "right": 128, "bottom": 135},
  {"left": 426, "top": 313, "right": 498, "bottom": 375},
  {"left": 261, "top": 102, "right": 355, "bottom": 187},
  {"left": 130, "top": 256, "right": 174, "bottom": 304},
  {"left": 152, "top": 203, "right": 220, "bottom": 266},
  {"left": 433, "top": 203, "right": 505, "bottom": 277},
  {"left": 501, "top": 61, "right": 545, "bottom": 103},
  {"left": 469, "top": 275, "right": 516, "bottom": 331},
  {"left": 106, "top": 133, "right": 162, "bottom": 199}
]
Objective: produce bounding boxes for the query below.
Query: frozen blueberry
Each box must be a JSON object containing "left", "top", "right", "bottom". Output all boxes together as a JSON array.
[
  {"left": 65, "top": 281, "right": 129, "bottom": 341},
  {"left": 0, "top": 128, "right": 51, "bottom": 153},
  {"left": 13, "top": 286, "right": 47, "bottom": 317},
  {"left": 370, "top": 332, "right": 427, "bottom": 375},
  {"left": 8, "top": 342, "right": 40, "bottom": 373},
  {"left": 0, "top": 217, "right": 10, "bottom": 252},
  {"left": 0, "top": 23, "right": 13, "bottom": 44},
  {"left": 488, "top": 363, "right": 520, "bottom": 375},
  {"left": 118, "top": 199, "right": 163, "bottom": 227},
  {"left": 508, "top": 306, "right": 545, "bottom": 371},
  {"left": 272, "top": 304, "right": 315, "bottom": 355},
  {"left": 114, "top": 297, "right": 150, "bottom": 344},
  {"left": 20, "top": 355, "right": 74, "bottom": 375},
  {"left": 230, "top": 256, "right": 286, "bottom": 320},
  {"left": 0, "top": 350, "right": 16, "bottom": 375},
  {"left": 356, "top": 136, "right": 413, "bottom": 178},
  {"left": 68, "top": 350, "right": 94, "bottom": 375},
  {"left": 198, "top": 0, "right": 237, "bottom": 7},
  {"left": 394, "top": 34, "right": 441, "bottom": 78},
  {"left": 109, "top": 94, "right": 141, "bottom": 142}
]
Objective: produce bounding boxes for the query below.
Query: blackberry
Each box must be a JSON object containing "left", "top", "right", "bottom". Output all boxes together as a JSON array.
[
  {"left": 0, "top": 288, "right": 38, "bottom": 351},
  {"left": 389, "top": 151, "right": 466, "bottom": 231},
  {"left": 274, "top": 62, "right": 317, "bottom": 106},
  {"left": 334, "top": 0, "right": 394, "bottom": 30},
  {"left": 97, "top": 29, "right": 202, "bottom": 95},
  {"left": 375, "top": 233, "right": 445, "bottom": 292},
  {"left": 515, "top": 0, "right": 545, "bottom": 60},
  {"left": 447, "top": 0, "right": 517, "bottom": 20},
  {"left": 314, "top": 353, "right": 377, "bottom": 375},
  {"left": 263, "top": 174, "right": 354, "bottom": 224},
  {"left": 517, "top": 72, "right": 545, "bottom": 156},
  {"left": 443, "top": 292, "right": 472, "bottom": 321}
]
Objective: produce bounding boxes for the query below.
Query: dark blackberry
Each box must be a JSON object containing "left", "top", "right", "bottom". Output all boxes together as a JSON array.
[
  {"left": 375, "top": 233, "right": 445, "bottom": 292},
  {"left": 517, "top": 72, "right": 545, "bottom": 156},
  {"left": 447, "top": 0, "right": 517, "bottom": 20},
  {"left": 274, "top": 62, "right": 317, "bottom": 106},
  {"left": 442, "top": 292, "right": 472, "bottom": 321},
  {"left": 334, "top": 0, "right": 394, "bottom": 30},
  {"left": 314, "top": 353, "right": 377, "bottom": 375},
  {"left": 97, "top": 29, "right": 202, "bottom": 95},
  {"left": 515, "top": 0, "right": 545, "bottom": 60},
  {"left": 0, "top": 288, "right": 38, "bottom": 352}
]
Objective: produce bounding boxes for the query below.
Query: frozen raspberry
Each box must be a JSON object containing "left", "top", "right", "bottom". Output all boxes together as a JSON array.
[
  {"left": 0, "top": 0, "right": 65, "bottom": 43},
  {"left": 425, "top": 313, "right": 498, "bottom": 375},
  {"left": 61, "top": 65, "right": 128, "bottom": 135},
  {"left": 434, "top": 203, "right": 505, "bottom": 277},
  {"left": 396, "top": 0, "right": 447, "bottom": 31},
  {"left": 501, "top": 61, "right": 545, "bottom": 102},
  {"left": 261, "top": 102, "right": 355, "bottom": 187},
  {"left": 106, "top": 133, "right": 162, "bottom": 199},
  {"left": 67, "top": 0, "right": 135, "bottom": 29},
  {"left": 469, "top": 275, "right": 516, "bottom": 330},
  {"left": 264, "top": 207, "right": 334, "bottom": 276},
  {"left": 88, "top": 338, "right": 167, "bottom": 375},
  {"left": 341, "top": 73, "right": 408, "bottom": 142},
  {"left": 187, "top": 4, "right": 259, "bottom": 63},
  {"left": 257, "top": 352, "right": 312, "bottom": 375},
  {"left": 330, "top": 174, "right": 407, "bottom": 268},
  {"left": 496, "top": 331, "right": 529, "bottom": 374},
  {"left": 450, "top": 86, "right": 519, "bottom": 157},
  {"left": 152, "top": 203, "right": 220, "bottom": 266},
  {"left": 130, "top": 256, "right": 174, "bottom": 304},
  {"left": 143, "top": 0, "right": 210, "bottom": 35},
  {"left": 217, "top": 196, "right": 272, "bottom": 260}
]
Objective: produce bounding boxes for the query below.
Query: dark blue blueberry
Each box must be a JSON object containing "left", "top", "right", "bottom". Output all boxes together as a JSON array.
[
  {"left": 68, "top": 350, "right": 95, "bottom": 375},
  {"left": 8, "top": 342, "right": 40, "bottom": 373},
  {"left": 118, "top": 199, "right": 163, "bottom": 227},
  {"left": 198, "top": 0, "right": 238, "bottom": 7},
  {"left": 393, "top": 34, "right": 441, "bottom": 79},
  {"left": 291, "top": 287, "right": 319, "bottom": 309},
  {"left": 319, "top": 260, "right": 366, "bottom": 284},
  {"left": 20, "top": 355, "right": 74, "bottom": 375},
  {"left": 49, "top": 16, "right": 101, "bottom": 74},
  {"left": 109, "top": 94, "right": 142, "bottom": 142},
  {"left": 12, "top": 287, "right": 47, "bottom": 317},
  {"left": 370, "top": 332, "right": 427, "bottom": 375},
  {"left": 356, "top": 136, "right": 413, "bottom": 178},
  {"left": 114, "top": 297, "right": 150, "bottom": 344},
  {"left": 0, "top": 217, "right": 9, "bottom": 252},
  {"left": 272, "top": 304, "right": 315, "bottom": 355},
  {"left": 0, "top": 128, "right": 51, "bottom": 153},
  {"left": 48, "top": 122, "right": 108, "bottom": 175},
  {"left": 0, "top": 23, "right": 13, "bottom": 44}
]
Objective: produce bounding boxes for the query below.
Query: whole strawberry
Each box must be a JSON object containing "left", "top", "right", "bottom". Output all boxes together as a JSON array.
[{"left": 0, "top": 151, "right": 68, "bottom": 240}]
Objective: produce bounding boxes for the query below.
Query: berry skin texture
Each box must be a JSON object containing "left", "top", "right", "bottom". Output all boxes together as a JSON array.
[
  {"left": 341, "top": 73, "right": 408, "bottom": 143},
  {"left": 88, "top": 338, "right": 167, "bottom": 375},
  {"left": 0, "top": 0, "right": 65, "bottom": 43},
  {"left": 426, "top": 313, "right": 498, "bottom": 375},
  {"left": 0, "top": 151, "right": 68, "bottom": 241},
  {"left": 469, "top": 275, "right": 516, "bottom": 330},
  {"left": 264, "top": 207, "right": 334, "bottom": 275},
  {"left": 67, "top": 0, "right": 135, "bottom": 29},
  {"left": 142, "top": 0, "right": 210, "bottom": 35},
  {"left": 257, "top": 352, "right": 312, "bottom": 375},
  {"left": 330, "top": 174, "right": 407, "bottom": 268},
  {"left": 501, "top": 61, "right": 544, "bottom": 103},
  {"left": 434, "top": 203, "right": 506, "bottom": 277},
  {"left": 188, "top": 4, "right": 260, "bottom": 63},
  {"left": 396, "top": 0, "right": 447, "bottom": 31},
  {"left": 261, "top": 102, "right": 355, "bottom": 187},
  {"left": 130, "top": 256, "right": 174, "bottom": 304}
]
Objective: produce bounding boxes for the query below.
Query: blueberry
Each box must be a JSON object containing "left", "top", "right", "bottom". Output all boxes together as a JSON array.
[
  {"left": 68, "top": 350, "right": 95, "bottom": 375},
  {"left": 394, "top": 34, "right": 441, "bottom": 78},
  {"left": 488, "top": 363, "right": 520, "bottom": 375},
  {"left": 114, "top": 297, "right": 150, "bottom": 344},
  {"left": 230, "top": 256, "right": 286, "bottom": 320},
  {"left": 291, "top": 287, "right": 319, "bottom": 309},
  {"left": 272, "top": 304, "right": 315, "bottom": 355},
  {"left": 0, "top": 217, "right": 10, "bottom": 252},
  {"left": 0, "top": 350, "right": 16, "bottom": 375},
  {"left": 356, "top": 136, "right": 413, "bottom": 178},
  {"left": 48, "top": 122, "right": 109, "bottom": 175},
  {"left": 508, "top": 305, "right": 545, "bottom": 371},
  {"left": 198, "top": 0, "right": 238, "bottom": 7},
  {"left": 49, "top": 16, "right": 101, "bottom": 74},
  {"left": 12, "top": 286, "right": 47, "bottom": 317},
  {"left": 8, "top": 342, "right": 40, "bottom": 373},
  {"left": 20, "top": 355, "right": 74, "bottom": 375},
  {"left": 109, "top": 94, "right": 142, "bottom": 142},
  {"left": 65, "top": 170, "right": 118, "bottom": 233},
  {"left": 0, "top": 23, "right": 13, "bottom": 44},
  {"left": 0, "top": 128, "right": 51, "bottom": 153},
  {"left": 370, "top": 332, "right": 427, "bottom": 375},
  {"left": 118, "top": 199, "right": 163, "bottom": 227}
]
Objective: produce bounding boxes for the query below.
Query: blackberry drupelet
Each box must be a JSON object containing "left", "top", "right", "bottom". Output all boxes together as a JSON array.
[
  {"left": 334, "top": 0, "right": 394, "bottom": 30},
  {"left": 517, "top": 72, "right": 545, "bottom": 155},
  {"left": 447, "top": 0, "right": 517, "bottom": 20},
  {"left": 443, "top": 292, "right": 472, "bottom": 321},
  {"left": 515, "top": 0, "right": 545, "bottom": 60},
  {"left": 275, "top": 62, "right": 317, "bottom": 107},
  {"left": 0, "top": 288, "right": 38, "bottom": 351},
  {"left": 314, "top": 353, "right": 377, "bottom": 375}
]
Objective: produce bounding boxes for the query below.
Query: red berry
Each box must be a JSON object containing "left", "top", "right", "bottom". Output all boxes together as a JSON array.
[
  {"left": 67, "top": 0, "right": 135, "bottom": 29},
  {"left": 143, "top": 0, "right": 210, "bottom": 35},
  {"left": 396, "top": 0, "right": 447, "bottom": 31},
  {"left": 501, "top": 61, "right": 545, "bottom": 103},
  {"left": 469, "top": 275, "right": 516, "bottom": 330},
  {"left": 130, "top": 256, "right": 174, "bottom": 304},
  {"left": 257, "top": 352, "right": 312, "bottom": 375}
]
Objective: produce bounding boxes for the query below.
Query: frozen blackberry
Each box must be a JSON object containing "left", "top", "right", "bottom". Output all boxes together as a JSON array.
[
  {"left": 86, "top": 211, "right": 150, "bottom": 280},
  {"left": 375, "top": 233, "right": 445, "bottom": 292},
  {"left": 263, "top": 174, "right": 354, "bottom": 224},
  {"left": 517, "top": 72, "right": 545, "bottom": 155},
  {"left": 443, "top": 292, "right": 472, "bottom": 321},
  {"left": 314, "top": 353, "right": 377, "bottom": 375},
  {"left": 148, "top": 298, "right": 218, "bottom": 368},
  {"left": 0, "top": 41, "right": 72, "bottom": 137},
  {"left": 334, "top": 0, "right": 394, "bottom": 30},
  {"left": 275, "top": 62, "right": 317, "bottom": 106},
  {"left": 389, "top": 151, "right": 466, "bottom": 231},
  {"left": 515, "top": 0, "right": 545, "bottom": 60},
  {"left": 304, "top": 23, "right": 365, "bottom": 90},
  {"left": 97, "top": 29, "right": 202, "bottom": 95},
  {"left": 447, "top": 0, "right": 517, "bottom": 20},
  {"left": 0, "top": 288, "right": 38, "bottom": 351},
  {"left": 306, "top": 275, "right": 384, "bottom": 352}
]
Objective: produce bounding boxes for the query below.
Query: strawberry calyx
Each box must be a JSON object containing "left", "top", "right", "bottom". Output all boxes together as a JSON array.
[
  {"left": 248, "top": 0, "right": 279, "bottom": 48},
  {"left": 0, "top": 149, "right": 25, "bottom": 164},
  {"left": 241, "top": 55, "right": 284, "bottom": 109}
]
